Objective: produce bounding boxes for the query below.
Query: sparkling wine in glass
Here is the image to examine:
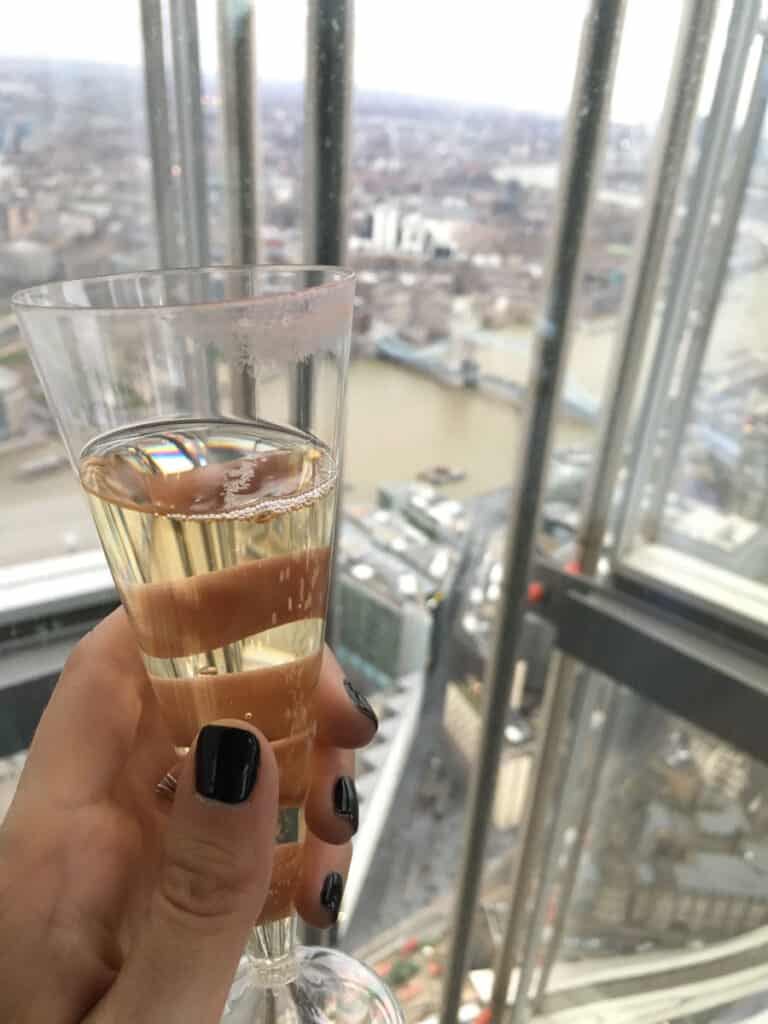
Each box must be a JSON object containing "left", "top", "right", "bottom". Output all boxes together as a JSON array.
[{"left": 14, "top": 266, "right": 402, "bottom": 1023}]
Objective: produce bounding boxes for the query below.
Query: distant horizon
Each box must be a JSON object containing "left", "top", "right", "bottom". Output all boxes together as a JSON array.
[
  {"left": 0, "top": 0, "right": 721, "bottom": 125},
  {"left": 0, "top": 52, "right": 648, "bottom": 129}
]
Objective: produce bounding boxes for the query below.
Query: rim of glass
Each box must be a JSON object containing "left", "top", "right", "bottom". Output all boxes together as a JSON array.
[{"left": 11, "top": 264, "right": 355, "bottom": 314}]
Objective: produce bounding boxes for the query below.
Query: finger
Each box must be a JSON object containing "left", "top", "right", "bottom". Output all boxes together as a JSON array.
[
  {"left": 152, "top": 740, "right": 312, "bottom": 822},
  {"left": 314, "top": 649, "right": 378, "bottom": 749},
  {"left": 96, "top": 720, "right": 279, "bottom": 1024},
  {"left": 124, "top": 547, "right": 330, "bottom": 659},
  {"left": 13, "top": 608, "right": 151, "bottom": 810},
  {"left": 295, "top": 831, "right": 352, "bottom": 929},
  {"left": 305, "top": 745, "right": 357, "bottom": 845}
]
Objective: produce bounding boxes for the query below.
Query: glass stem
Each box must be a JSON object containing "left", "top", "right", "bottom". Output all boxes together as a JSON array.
[{"left": 244, "top": 915, "right": 299, "bottom": 988}]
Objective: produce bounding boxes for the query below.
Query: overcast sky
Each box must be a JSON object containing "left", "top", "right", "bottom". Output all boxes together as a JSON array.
[{"left": 0, "top": 1, "right": 742, "bottom": 124}]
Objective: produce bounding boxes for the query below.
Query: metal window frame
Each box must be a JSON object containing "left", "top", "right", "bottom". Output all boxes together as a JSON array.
[
  {"left": 300, "top": 0, "right": 354, "bottom": 949},
  {"left": 482, "top": 1, "right": 744, "bottom": 1018},
  {"left": 577, "top": 0, "right": 720, "bottom": 573},
  {"left": 608, "top": 24, "right": 768, "bottom": 651},
  {"left": 218, "top": 0, "right": 261, "bottom": 267},
  {"left": 485, "top": 6, "right": 768, "bottom": 1017},
  {"left": 217, "top": 0, "right": 262, "bottom": 419},
  {"left": 140, "top": 0, "right": 182, "bottom": 268},
  {"left": 536, "top": 559, "right": 768, "bottom": 766},
  {"left": 141, "top": 0, "right": 211, "bottom": 269},
  {"left": 304, "top": 0, "right": 354, "bottom": 648},
  {"left": 169, "top": 0, "right": 210, "bottom": 267},
  {"left": 440, "top": 2, "right": 629, "bottom": 1019},
  {"left": 520, "top": 550, "right": 768, "bottom": 1010},
  {"left": 304, "top": 0, "right": 353, "bottom": 269},
  {"left": 617, "top": 0, "right": 762, "bottom": 550},
  {"left": 642, "top": 25, "right": 768, "bottom": 532}
]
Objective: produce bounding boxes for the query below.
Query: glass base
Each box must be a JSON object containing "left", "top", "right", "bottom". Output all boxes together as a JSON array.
[{"left": 223, "top": 946, "right": 404, "bottom": 1024}]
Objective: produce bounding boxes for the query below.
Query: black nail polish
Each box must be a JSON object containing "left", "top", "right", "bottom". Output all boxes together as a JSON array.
[
  {"left": 333, "top": 776, "right": 359, "bottom": 833},
  {"left": 195, "top": 725, "right": 260, "bottom": 804},
  {"left": 343, "top": 679, "right": 378, "bottom": 729},
  {"left": 320, "top": 871, "right": 344, "bottom": 923}
]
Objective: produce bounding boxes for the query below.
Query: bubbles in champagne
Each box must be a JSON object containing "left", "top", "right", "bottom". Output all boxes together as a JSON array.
[{"left": 79, "top": 417, "right": 337, "bottom": 923}]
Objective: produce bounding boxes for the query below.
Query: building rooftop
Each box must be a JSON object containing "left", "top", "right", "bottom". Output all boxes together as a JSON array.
[
  {"left": 674, "top": 852, "right": 768, "bottom": 899},
  {"left": 339, "top": 518, "right": 440, "bottom": 606},
  {"left": 378, "top": 481, "right": 469, "bottom": 543}
]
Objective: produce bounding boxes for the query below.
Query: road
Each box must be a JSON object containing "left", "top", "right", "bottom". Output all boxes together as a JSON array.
[{"left": 343, "top": 491, "right": 514, "bottom": 953}]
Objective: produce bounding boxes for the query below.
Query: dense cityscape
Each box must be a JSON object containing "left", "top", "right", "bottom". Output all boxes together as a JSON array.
[{"left": 3, "top": 54, "right": 768, "bottom": 1023}]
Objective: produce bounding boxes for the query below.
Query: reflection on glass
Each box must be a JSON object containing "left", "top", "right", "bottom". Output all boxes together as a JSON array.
[
  {"left": 618, "top": 224, "right": 768, "bottom": 627},
  {"left": 533, "top": 682, "right": 768, "bottom": 1021},
  {"left": 349, "top": 678, "right": 768, "bottom": 1023},
  {"left": 615, "top": 26, "right": 768, "bottom": 631},
  {"left": 0, "top": 49, "right": 152, "bottom": 566}
]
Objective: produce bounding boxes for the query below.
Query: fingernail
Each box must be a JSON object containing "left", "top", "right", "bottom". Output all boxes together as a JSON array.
[
  {"left": 343, "top": 679, "right": 378, "bottom": 729},
  {"left": 195, "top": 725, "right": 260, "bottom": 804},
  {"left": 320, "top": 871, "right": 344, "bottom": 923},
  {"left": 333, "top": 776, "right": 359, "bottom": 834}
]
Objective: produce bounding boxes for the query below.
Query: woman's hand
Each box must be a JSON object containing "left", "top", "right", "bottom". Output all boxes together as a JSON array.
[{"left": 0, "top": 609, "right": 376, "bottom": 1023}]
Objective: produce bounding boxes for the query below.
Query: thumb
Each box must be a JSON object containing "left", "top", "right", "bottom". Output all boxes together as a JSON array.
[{"left": 97, "top": 721, "right": 279, "bottom": 1024}]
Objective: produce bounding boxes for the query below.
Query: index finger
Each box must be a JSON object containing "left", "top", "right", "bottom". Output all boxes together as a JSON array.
[{"left": 314, "top": 648, "right": 379, "bottom": 750}]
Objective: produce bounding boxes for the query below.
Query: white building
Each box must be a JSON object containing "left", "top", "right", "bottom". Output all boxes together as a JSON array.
[
  {"left": 371, "top": 201, "right": 470, "bottom": 259},
  {"left": 372, "top": 202, "right": 401, "bottom": 251},
  {"left": 400, "top": 210, "right": 460, "bottom": 257}
]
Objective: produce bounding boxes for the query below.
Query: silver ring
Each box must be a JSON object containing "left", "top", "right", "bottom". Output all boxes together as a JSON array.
[{"left": 155, "top": 771, "right": 178, "bottom": 799}]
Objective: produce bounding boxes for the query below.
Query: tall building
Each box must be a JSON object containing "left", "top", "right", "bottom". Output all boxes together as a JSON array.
[
  {"left": 335, "top": 573, "right": 432, "bottom": 687},
  {"left": 372, "top": 202, "right": 401, "bottom": 251},
  {"left": 333, "top": 500, "right": 457, "bottom": 688}
]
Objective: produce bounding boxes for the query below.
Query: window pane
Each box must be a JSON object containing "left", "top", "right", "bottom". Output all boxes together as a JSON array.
[
  {"left": 338, "top": 4, "right": 587, "bottom": 992},
  {"left": 338, "top": 8, "right": 689, "bottom": 1009},
  {"left": 531, "top": 678, "right": 768, "bottom": 1022},
  {"left": 1, "top": 5, "right": 151, "bottom": 567},
  {"left": 615, "top": 16, "right": 768, "bottom": 635}
]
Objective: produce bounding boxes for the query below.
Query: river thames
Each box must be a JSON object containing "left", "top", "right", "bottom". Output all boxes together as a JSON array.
[
  {"left": 0, "top": 350, "right": 593, "bottom": 566},
  {"left": 3, "top": 256, "right": 766, "bottom": 567}
]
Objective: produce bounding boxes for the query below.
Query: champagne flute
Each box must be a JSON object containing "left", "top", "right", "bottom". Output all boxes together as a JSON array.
[{"left": 14, "top": 266, "right": 403, "bottom": 1023}]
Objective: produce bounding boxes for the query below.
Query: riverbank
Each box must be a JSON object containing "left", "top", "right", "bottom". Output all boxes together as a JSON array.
[{"left": 4, "top": 259, "right": 768, "bottom": 566}]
